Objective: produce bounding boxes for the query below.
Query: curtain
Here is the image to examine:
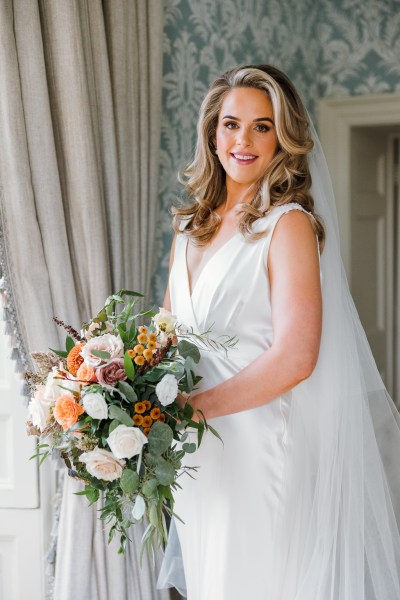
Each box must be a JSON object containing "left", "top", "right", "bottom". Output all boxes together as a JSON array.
[{"left": 0, "top": 0, "right": 168, "bottom": 598}]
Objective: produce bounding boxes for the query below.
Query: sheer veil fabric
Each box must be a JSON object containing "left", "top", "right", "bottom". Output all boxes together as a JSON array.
[{"left": 158, "top": 117, "right": 400, "bottom": 599}]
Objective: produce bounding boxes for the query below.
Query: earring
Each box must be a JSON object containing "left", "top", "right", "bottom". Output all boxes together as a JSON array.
[{"left": 214, "top": 146, "right": 218, "bottom": 155}]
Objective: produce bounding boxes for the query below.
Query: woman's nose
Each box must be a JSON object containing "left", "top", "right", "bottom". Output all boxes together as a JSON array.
[{"left": 236, "top": 127, "right": 252, "bottom": 147}]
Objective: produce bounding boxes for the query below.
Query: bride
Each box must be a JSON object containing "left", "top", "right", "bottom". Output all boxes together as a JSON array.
[{"left": 157, "top": 64, "right": 400, "bottom": 599}]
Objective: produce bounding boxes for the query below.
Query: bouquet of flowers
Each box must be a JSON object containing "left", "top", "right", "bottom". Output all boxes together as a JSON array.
[{"left": 25, "top": 290, "right": 236, "bottom": 556}]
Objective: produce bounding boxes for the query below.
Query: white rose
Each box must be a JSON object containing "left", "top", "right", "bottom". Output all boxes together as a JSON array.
[
  {"left": 82, "top": 392, "right": 108, "bottom": 420},
  {"left": 44, "top": 367, "right": 81, "bottom": 401},
  {"left": 81, "top": 333, "right": 124, "bottom": 368},
  {"left": 106, "top": 424, "right": 148, "bottom": 459},
  {"left": 152, "top": 307, "right": 177, "bottom": 334},
  {"left": 79, "top": 448, "right": 125, "bottom": 482},
  {"left": 156, "top": 373, "right": 178, "bottom": 406},
  {"left": 28, "top": 385, "right": 52, "bottom": 432}
]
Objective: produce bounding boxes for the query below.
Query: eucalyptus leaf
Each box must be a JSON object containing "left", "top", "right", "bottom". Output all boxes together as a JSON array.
[
  {"left": 108, "top": 419, "right": 121, "bottom": 435},
  {"left": 91, "top": 349, "right": 111, "bottom": 359},
  {"left": 120, "top": 469, "right": 139, "bottom": 493},
  {"left": 118, "top": 380, "right": 137, "bottom": 403},
  {"left": 142, "top": 478, "right": 158, "bottom": 497},
  {"left": 147, "top": 421, "right": 173, "bottom": 455},
  {"left": 108, "top": 405, "right": 133, "bottom": 427},
  {"left": 185, "top": 364, "right": 193, "bottom": 389},
  {"left": 177, "top": 340, "right": 201, "bottom": 363},
  {"left": 155, "top": 459, "right": 176, "bottom": 486},
  {"left": 184, "top": 356, "right": 197, "bottom": 372},
  {"left": 182, "top": 442, "right": 196, "bottom": 454}
]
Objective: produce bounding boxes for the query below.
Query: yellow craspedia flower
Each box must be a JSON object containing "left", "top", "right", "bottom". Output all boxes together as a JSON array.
[
  {"left": 143, "top": 427, "right": 151, "bottom": 436},
  {"left": 149, "top": 333, "right": 157, "bottom": 342},
  {"left": 143, "top": 349, "right": 153, "bottom": 361},
  {"left": 134, "top": 344, "right": 144, "bottom": 354},
  {"left": 133, "top": 414, "right": 144, "bottom": 426},
  {"left": 143, "top": 400, "right": 151, "bottom": 411},
  {"left": 127, "top": 349, "right": 136, "bottom": 358},
  {"left": 139, "top": 326, "right": 147, "bottom": 334},
  {"left": 147, "top": 341, "right": 156, "bottom": 350},
  {"left": 150, "top": 407, "right": 161, "bottom": 420},
  {"left": 142, "top": 415, "right": 152, "bottom": 428},
  {"left": 138, "top": 333, "right": 148, "bottom": 344},
  {"left": 134, "top": 402, "right": 146, "bottom": 414},
  {"left": 134, "top": 355, "right": 145, "bottom": 365}
]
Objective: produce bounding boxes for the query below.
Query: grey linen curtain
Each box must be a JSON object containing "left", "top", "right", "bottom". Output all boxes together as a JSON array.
[{"left": 0, "top": 0, "right": 169, "bottom": 598}]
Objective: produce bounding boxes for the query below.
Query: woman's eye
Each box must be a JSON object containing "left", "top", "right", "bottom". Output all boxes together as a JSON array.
[
  {"left": 224, "top": 121, "right": 239, "bottom": 129},
  {"left": 255, "top": 124, "right": 270, "bottom": 133}
]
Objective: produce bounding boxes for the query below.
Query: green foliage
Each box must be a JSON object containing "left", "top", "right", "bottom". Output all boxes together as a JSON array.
[
  {"left": 177, "top": 339, "right": 201, "bottom": 363},
  {"left": 108, "top": 405, "right": 133, "bottom": 427},
  {"left": 65, "top": 336, "right": 75, "bottom": 353},
  {"left": 118, "top": 380, "right": 137, "bottom": 403},
  {"left": 147, "top": 421, "right": 173, "bottom": 454},
  {"left": 120, "top": 469, "right": 139, "bottom": 493},
  {"left": 123, "top": 352, "right": 136, "bottom": 380}
]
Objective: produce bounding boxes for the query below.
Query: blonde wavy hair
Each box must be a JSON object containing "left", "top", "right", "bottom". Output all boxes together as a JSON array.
[{"left": 172, "top": 64, "right": 325, "bottom": 249}]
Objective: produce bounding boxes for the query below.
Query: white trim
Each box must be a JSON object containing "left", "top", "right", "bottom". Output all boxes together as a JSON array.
[{"left": 318, "top": 92, "right": 400, "bottom": 279}]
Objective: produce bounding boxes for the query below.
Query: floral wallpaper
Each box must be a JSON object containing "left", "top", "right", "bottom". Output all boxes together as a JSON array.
[{"left": 150, "top": 0, "right": 400, "bottom": 304}]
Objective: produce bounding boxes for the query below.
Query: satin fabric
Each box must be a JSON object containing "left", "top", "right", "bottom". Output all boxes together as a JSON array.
[{"left": 157, "top": 203, "right": 320, "bottom": 599}]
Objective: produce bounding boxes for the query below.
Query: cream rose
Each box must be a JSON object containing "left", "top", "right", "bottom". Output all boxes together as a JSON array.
[
  {"left": 28, "top": 385, "right": 52, "bottom": 432},
  {"left": 81, "top": 333, "right": 124, "bottom": 368},
  {"left": 44, "top": 367, "right": 81, "bottom": 401},
  {"left": 152, "top": 307, "right": 177, "bottom": 334},
  {"left": 156, "top": 373, "right": 178, "bottom": 406},
  {"left": 79, "top": 448, "right": 125, "bottom": 482},
  {"left": 106, "top": 424, "right": 148, "bottom": 459},
  {"left": 82, "top": 392, "right": 108, "bottom": 420}
]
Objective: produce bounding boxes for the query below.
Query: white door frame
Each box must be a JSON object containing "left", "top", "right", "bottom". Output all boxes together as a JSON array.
[{"left": 318, "top": 92, "right": 400, "bottom": 280}]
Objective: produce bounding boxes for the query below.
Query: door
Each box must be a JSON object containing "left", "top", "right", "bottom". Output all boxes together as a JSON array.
[{"left": 350, "top": 127, "right": 400, "bottom": 406}]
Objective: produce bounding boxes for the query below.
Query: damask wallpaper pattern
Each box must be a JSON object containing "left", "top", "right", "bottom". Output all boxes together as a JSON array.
[{"left": 150, "top": 0, "right": 400, "bottom": 304}]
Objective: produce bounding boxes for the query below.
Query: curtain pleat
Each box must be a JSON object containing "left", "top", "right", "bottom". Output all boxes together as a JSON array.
[{"left": 0, "top": 0, "right": 167, "bottom": 597}]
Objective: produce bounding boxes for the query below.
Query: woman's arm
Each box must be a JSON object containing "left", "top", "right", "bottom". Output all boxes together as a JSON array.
[
  {"left": 162, "top": 233, "right": 177, "bottom": 311},
  {"left": 192, "top": 210, "right": 322, "bottom": 419}
]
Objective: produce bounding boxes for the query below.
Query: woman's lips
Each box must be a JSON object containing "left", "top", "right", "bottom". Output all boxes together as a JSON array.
[{"left": 230, "top": 153, "right": 258, "bottom": 165}]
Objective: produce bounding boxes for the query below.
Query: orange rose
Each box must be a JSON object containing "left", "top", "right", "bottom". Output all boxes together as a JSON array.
[
  {"left": 76, "top": 363, "right": 97, "bottom": 384},
  {"left": 66, "top": 343, "right": 85, "bottom": 376},
  {"left": 53, "top": 394, "right": 84, "bottom": 430}
]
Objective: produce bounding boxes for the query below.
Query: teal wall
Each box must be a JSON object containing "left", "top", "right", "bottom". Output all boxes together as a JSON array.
[{"left": 151, "top": 0, "right": 400, "bottom": 304}]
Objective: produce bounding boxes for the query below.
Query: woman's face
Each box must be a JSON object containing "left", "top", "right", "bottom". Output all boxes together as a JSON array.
[{"left": 214, "top": 87, "right": 278, "bottom": 191}]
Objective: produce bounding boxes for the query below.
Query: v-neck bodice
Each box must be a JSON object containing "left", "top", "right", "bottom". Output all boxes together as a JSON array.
[
  {"left": 169, "top": 203, "right": 320, "bottom": 385},
  {"left": 185, "top": 231, "right": 241, "bottom": 299}
]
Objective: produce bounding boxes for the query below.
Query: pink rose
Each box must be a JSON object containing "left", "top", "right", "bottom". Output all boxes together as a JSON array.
[{"left": 96, "top": 359, "right": 127, "bottom": 386}]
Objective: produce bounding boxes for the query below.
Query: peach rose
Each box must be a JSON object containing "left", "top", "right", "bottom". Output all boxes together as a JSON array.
[
  {"left": 53, "top": 394, "right": 84, "bottom": 431},
  {"left": 76, "top": 363, "right": 97, "bottom": 384}
]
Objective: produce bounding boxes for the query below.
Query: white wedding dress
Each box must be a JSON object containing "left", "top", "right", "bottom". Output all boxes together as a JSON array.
[{"left": 161, "top": 202, "right": 319, "bottom": 600}]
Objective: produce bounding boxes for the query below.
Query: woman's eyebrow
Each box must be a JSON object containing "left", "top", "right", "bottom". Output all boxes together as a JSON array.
[{"left": 222, "top": 115, "right": 274, "bottom": 124}]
